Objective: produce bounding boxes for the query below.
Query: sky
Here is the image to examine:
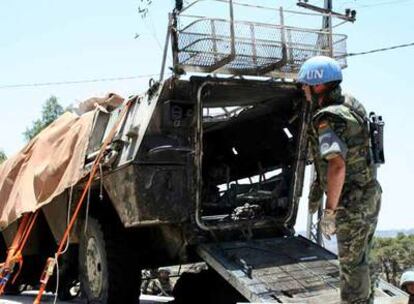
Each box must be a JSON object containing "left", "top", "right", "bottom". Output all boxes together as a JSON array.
[{"left": 0, "top": 0, "right": 413, "bottom": 232}]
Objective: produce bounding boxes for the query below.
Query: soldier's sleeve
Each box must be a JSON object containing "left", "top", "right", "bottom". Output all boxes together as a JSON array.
[{"left": 315, "top": 116, "right": 348, "bottom": 161}]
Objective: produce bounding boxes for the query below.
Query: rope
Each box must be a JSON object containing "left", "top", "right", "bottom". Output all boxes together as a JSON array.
[
  {"left": 84, "top": 185, "right": 92, "bottom": 235},
  {"left": 34, "top": 99, "right": 134, "bottom": 304},
  {"left": 0, "top": 212, "right": 39, "bottom": 294}
]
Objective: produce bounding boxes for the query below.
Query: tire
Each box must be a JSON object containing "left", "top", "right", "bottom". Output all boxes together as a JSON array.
[
  {"left": 57, "top": 279, "right": 80, "bottom": 301},
  {"left": 79, "top": 217, "right": 141, "bottom": 304},
  {"left": 58, "top": 246, "right": 80, "bottom": 301},
  {"left": 172, "top": 269, "right": 246, "bottom": 304},
  {"left": 3, "top": 283, "right": 25, "bottom": 296}
]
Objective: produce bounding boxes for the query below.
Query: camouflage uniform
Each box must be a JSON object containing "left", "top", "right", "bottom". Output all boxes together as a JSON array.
[{"left": 308, "top": 86, "right": 382, "bottom": 304}]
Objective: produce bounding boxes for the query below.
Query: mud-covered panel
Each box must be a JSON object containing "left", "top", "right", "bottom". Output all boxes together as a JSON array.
[
  {"left": 198, "top": 236, "right": 341, "bottom": 303},
  {"left": 104, "top": 164, "right": 193, "bottom": 227}
]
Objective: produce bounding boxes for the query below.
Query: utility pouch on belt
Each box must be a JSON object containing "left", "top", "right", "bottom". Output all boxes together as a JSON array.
[{"left": 369, "top": 112, "right": 385, "bottom": 165}]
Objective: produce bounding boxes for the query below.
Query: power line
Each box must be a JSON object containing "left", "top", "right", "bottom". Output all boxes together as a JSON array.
[
  {"left": 3, "top": 42, "right": 414, "bottom": 89},
  {"left": 0, "top": 74, "right": 160, "bottom": 90},
  {"left": 339, "top": 41, "right": 414, "bottom": 58},
  {"left": 338, "top": 0, "right": 414, "bottom": 9},
  {"left": 338, "top": 0, "right": 414, "bottom": 10},
  {"left": 357, "top": 0, "right": 414, "bottom": 8}
]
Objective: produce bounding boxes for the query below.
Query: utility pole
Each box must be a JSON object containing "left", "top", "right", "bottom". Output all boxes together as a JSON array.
[
  {"left": 323, "top": 0, "right": 332, "bottom": 29},
  {"left": 324, "top": 0, "right": 333, "bottom": 57}
]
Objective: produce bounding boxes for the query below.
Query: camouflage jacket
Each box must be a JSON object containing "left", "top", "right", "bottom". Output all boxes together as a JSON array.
[{"left": 308, "top": 86, "right": 376, "bottom": 199}]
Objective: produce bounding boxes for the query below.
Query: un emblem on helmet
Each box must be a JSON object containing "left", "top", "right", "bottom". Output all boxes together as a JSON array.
[{"left": 307, "top": 69, "right": 324, "bottom": 80}]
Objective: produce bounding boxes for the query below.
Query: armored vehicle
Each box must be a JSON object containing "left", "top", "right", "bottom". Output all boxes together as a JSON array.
[{"left": 0, "top": 1, "right": 408, "bottom": 303}]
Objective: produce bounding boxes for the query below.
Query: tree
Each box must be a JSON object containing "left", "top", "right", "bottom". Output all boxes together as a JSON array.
[
  {"left": 23, "top": 96, "right": 64, "bottom": 141},
  {"left": 371, "top": 234, "right": 414, "bottom": 287},
  {"left": 0, "top": 150, "right": 6, "bottom": 164}
]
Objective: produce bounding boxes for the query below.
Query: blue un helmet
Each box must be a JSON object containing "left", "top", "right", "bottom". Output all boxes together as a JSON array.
[
  {"left": 401, "top": 269, "right": 414, "bottom": 289},
  {"left": 297, "top": 56, "right": 343, "bottom": 86}
]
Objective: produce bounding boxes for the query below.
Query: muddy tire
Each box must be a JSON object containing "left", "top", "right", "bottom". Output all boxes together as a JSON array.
[
  {"left": 79, "top": 217, "right": 141, "bottom": 304},
  {"left": 58, "top": 246, "right": 80, "bottom": 301},
  {"left": 57, "top": 280, "right": 80, "bottom": 301},
  {"left": 3, "top": 283, "right": 25, "bottom": 296},
  {"left": 172, "top": 269, "right": 246, "bottom": 304}
]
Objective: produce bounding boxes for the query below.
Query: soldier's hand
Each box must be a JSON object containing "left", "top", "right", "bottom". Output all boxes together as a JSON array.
[{"left": 319, "top": 209, "right": 336, "bottom": 240}]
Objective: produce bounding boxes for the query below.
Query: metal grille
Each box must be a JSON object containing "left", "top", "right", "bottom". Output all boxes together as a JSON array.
[{"left": 172, "top": 1, "right": 348, "bottom": 78}]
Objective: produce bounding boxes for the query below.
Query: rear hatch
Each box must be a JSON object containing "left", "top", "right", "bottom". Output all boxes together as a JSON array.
[{"left": 192, "top": 77, "right": 308, "bottom": 232}]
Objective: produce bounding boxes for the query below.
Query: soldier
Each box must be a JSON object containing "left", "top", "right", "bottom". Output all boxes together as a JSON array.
[
  {"left": 298, "top": 56, "right": 382, "bottom": 304},
  {"left": 145, "top": 267, "right": 173, "bottom": 296},
  {"left": 401, "top": 270, "right": 414, "bottom": 304}
]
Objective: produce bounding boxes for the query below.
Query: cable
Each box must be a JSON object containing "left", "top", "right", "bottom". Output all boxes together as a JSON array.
[
  {"left": 53, "top": 253, "right": 60, "bottom": 304},
  {"left": 338, "top": 0, "right": 414, "bottom": 8},
  {"left": 357, "top": 0, "right": 414, "bottom": 8},
  {"left": 0, "top": 74, "right": 159, "bottom": 90},
  {"left": 338, "top": 41, "right": 414, "bottom": 58}
]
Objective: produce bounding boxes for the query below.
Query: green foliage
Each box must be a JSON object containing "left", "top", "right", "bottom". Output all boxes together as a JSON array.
[
  {"left": 23, "top": 96, "right": 64, "bottom": 141},
  {"left": 0, "top": 150, "right": 6, "bottom": 164},
  {"left": 371, "top": 234, "right": 414, "bottom": 287}
]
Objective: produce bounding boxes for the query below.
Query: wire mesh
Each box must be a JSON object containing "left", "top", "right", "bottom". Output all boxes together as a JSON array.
[{"left": 173, "top": 1, "right": 348, "bottom": 77}]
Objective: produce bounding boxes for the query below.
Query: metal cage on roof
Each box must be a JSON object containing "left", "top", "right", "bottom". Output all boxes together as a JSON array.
[{"left": 168, "top": 0, "right": 348, "bottom": 78}]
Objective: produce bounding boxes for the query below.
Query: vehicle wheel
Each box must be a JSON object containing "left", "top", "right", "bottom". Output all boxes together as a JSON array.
[
  {"left": 58, "top": 246, "right": 80, "bottom": 301},
  {"left": 172, "top": 269, "right": 246, "bottom": 304},
  {"left": 3, "top": 283, "right": 25, "bottom": 295},
  {"left": 79, "top": 217, "right": 141, "bottom": 304},
  {"left": 58, "top": 279, "right": 80, "bottom": 301}
]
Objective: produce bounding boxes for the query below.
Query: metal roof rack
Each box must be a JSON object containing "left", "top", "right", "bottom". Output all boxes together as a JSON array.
[{"left": 164, "top": 0, "right": 348, "bottom": 79}]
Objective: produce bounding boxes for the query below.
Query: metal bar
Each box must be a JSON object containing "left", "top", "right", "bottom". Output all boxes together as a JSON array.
[
  {"left": 179, "top": 38, "right": 283, "bottom": 55},
  {"left": 178, "top": 0, "right": 206, "bottom": 14},
  {"left": 332, "top": 19, "right": 348, "bottom": 29},
  {"left": 322, "top": 0, "right": 332, "bottom": 30},
  {"left": 287, "top": 28, "right": 294, "bottom": 63},
  {"left": 210, "top": 19, "right": 219, "bottom": 62},
  {"left": 228, "top": 0, "right": 236, "bottom": 60},
  {"left": 328, "top": 14, "right": 334, "bottom": 57},
  {"left": 179, "top": 35, "right": 333, "bottom": 53},
  {"left": 325, "top": 0, "right": 334, "bottom": 58},
  {"left": 284, "top": 99, "right": 311, "bottom": 225},
  {"left": 221, "top": 0, "right": 330, "bottom": 16},
  {"left": 160, "top": 14, "right": 173, "bottom": 81},
  {"left": 249, "top": 23, "right": 257, "bottom": 67},
  {"left": 279, "top": 6, "right": 287, "bottom": 66},
  {"left": 178, "top": 16, "right": 335, "bottom": 35},
  {"left": 177, "top": 0, "right": 329, "bottom": 17},
  {"left": 179, "top": 33, "right": 334, "bottom": 54}
]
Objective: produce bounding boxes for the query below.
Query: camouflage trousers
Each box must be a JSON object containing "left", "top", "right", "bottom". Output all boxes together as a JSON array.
[{"left": 336, "top": 180, "right": 382, "bottom": 304}]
